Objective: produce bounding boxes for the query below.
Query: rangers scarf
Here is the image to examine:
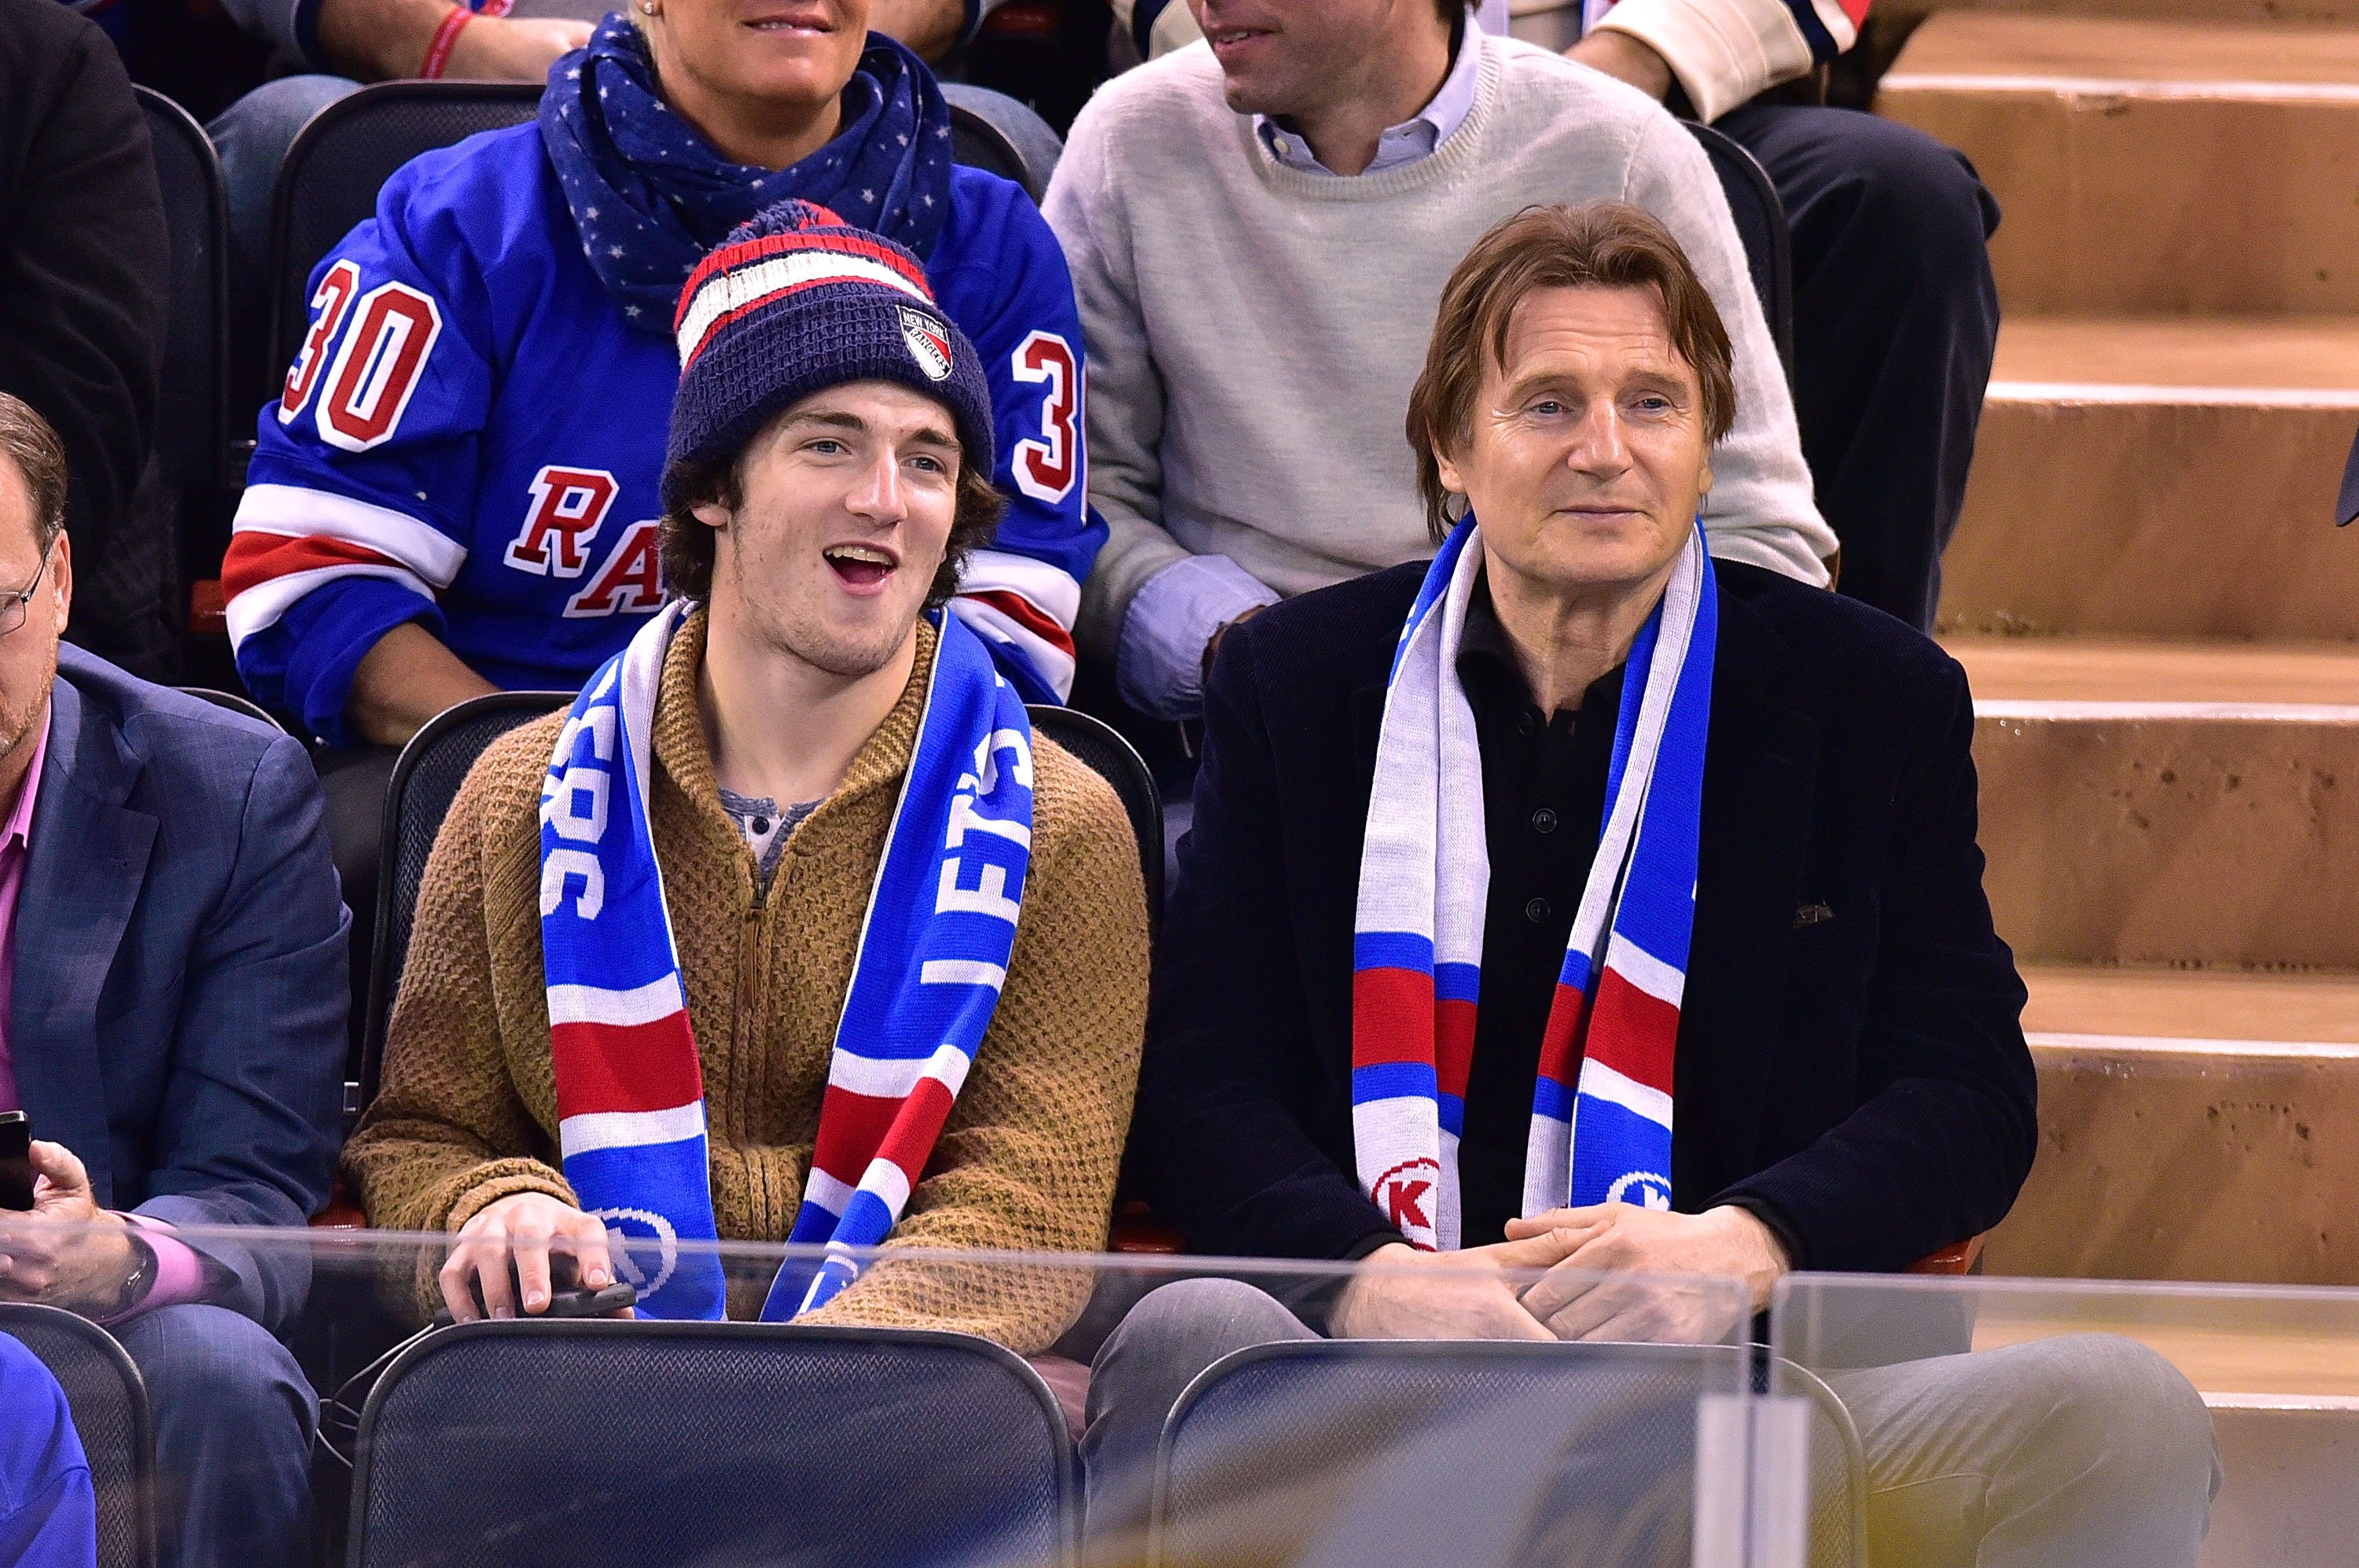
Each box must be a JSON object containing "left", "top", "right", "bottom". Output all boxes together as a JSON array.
[
  {"left": 538, "top": 600, "right": 1034, "bottom": 1317},
  {"left": 1351, "top": 519, "right": 1717, "bottom": 1250}
]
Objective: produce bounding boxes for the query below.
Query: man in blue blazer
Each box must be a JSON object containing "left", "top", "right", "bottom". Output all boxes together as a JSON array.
[{"left": 0, "top": 396, "right": 344, "bottom": 1567}]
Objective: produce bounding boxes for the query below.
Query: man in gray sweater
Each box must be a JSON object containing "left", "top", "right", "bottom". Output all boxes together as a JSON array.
[{"left": 1044, "top": 0, "right": 1838, "bottom": 721}]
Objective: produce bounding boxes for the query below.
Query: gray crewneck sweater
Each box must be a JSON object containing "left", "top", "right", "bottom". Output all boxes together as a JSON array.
[{"left": 1047, "top": 33, "right": 1837, "bottom": 670}]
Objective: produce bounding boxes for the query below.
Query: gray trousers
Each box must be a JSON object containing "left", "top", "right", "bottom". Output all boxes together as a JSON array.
[{"left": 1083, "top": 1278, "right": 2221, "bottom": 1568}]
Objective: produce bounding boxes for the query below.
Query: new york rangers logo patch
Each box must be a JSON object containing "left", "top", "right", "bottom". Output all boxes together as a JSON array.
[{"left": 900, "top": 307, "right": 953, "bottom": 382}]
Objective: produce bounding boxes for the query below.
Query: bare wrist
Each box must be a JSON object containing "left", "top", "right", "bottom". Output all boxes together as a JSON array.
[
  {"left": 1706, "top": 1205, "right": 1790, "bottom": 1309},
  {"left": 1569, "top": 28, "right": 1676, "bottom": 101}
]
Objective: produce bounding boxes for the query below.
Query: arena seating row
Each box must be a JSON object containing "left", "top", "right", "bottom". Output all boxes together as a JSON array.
[
  {"left": 138, "top": 79, "right": 1802, "bottom": 650},
  {"left": 57, "top": 22, "right": 2352, "bottom": 1567},
  {"left": 12, "top": 1253, "right": 1890, "bottom": 1568}
]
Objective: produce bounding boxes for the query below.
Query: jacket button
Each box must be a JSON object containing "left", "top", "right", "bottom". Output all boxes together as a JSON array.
[
  {"left": 1525, "top": 896, "right": 1551, "bottom": 923},
  {"left": 1531, "top": 808, "right": 1558, "bottom": 834}
]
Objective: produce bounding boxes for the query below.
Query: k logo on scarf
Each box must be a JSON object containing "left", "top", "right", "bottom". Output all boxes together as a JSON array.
[
  {"left": 1350, "top": 519, "right": 1717, "bottom": 1250},
  {"left": 539, "top": 17, "right": 954, "bottom": 329}
]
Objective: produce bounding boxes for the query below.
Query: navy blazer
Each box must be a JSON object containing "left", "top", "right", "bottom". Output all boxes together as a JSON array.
[
  {"left": 1132, "top": 560, "right": 2037, "bottom": 1276},
  {"left": 11, "top": 647, "right": 346, "bottom": 1332}
]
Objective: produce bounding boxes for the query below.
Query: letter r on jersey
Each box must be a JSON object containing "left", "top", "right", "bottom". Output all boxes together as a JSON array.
[{"left": 506, "top": 466, "right": 620, "bottom": 578}]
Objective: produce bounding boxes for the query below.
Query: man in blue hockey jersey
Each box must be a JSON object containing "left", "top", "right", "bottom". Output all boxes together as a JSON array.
[{"left": 229, "top": 0, "right": 1097, "bottom": 746}]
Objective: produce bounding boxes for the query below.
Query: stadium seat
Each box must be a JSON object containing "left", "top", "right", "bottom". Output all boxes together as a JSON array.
[
  {"left": 1151, "top": 1339, "right": 1864, "bottom": 1568},
  {"left": 944, "top": 82, "right": 1065, "bottom": 201},
  {"left": 175, "top": 686, "right": 284, "bottom": 731},
  {"left": 1682, "top": 120, "right": 1795, "bottom": 383},
  {"left": 0, "top": 1304, "right": 157, "bottom": 1568},
  {"left": 132, "top": 87, "right": 230, "bottom": 496},
  {"left": 359, "top": 690, "right": 569, "bottom": 1111},
  {"left": 348, "top": 1320, "right": 1076, "bottom": 1568},
  {"left": 1027, "top": 702, "right": 1164, "bottom": 928}
]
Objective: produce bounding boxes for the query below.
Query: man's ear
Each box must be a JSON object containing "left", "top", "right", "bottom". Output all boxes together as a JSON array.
[
  {"left": 1695, "top": 455, "right": 1713, "bottom": 501},
  {"left": 691, "top": 501, "right": 731, "bottom": 531},
  {"left": 1434, "top": 447, "right": 1469, "bottom": 499},
  {"left": 49, "top": 532, "right": 70, "bottom": 628}
]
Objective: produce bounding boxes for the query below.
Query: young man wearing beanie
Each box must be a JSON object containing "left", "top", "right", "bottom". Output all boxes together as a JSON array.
[{"left": 344, "top": 203, "right": 1150, "bottom": 1350}]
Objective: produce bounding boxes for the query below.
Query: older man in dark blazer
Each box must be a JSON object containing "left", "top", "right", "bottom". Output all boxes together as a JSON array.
[
  {"left": 1086, "top": 205, "right": 2219, "bottom": 1565},
  {"left": 0, "top": 394, "right": 344, "bottom": 1568}
]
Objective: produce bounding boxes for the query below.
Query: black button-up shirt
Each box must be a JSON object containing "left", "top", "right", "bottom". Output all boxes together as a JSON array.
[{"left": 1453, "top": 584, "right": 1623, "bottom": 1248}]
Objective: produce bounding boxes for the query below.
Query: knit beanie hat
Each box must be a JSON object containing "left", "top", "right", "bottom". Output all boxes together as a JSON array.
[{"left": 663, "top": 200, "right": 994, "bottom": 508}]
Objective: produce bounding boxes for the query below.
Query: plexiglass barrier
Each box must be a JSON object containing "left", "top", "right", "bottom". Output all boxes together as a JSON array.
[
  {"left": 5, "top": 1219, "right": 2343, "bottom": 1567},
  {"left": 1772, "top": 1272, "right": 2359, "bottom": 1568},
  {"left": 0, "top": 1222, "right": 1783, "bottom": 1568}
]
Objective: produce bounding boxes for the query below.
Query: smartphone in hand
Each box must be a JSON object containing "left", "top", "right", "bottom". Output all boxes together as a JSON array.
[{"left": 0, "top": 1113, "right": 31, "bottom": 1210}]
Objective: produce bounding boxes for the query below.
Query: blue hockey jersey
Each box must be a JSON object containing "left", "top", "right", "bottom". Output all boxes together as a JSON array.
[{"left": 230, "top": 123, "right": 1099, "bottom": 743}]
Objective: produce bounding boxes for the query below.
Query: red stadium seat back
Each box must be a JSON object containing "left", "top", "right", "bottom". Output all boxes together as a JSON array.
[{"left": 1904, "top": 1235, "right": 1987, "bottom": 1276}]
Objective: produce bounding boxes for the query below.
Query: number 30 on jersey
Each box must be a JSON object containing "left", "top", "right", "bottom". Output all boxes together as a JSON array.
[{"left": 278, "top": 263, "right": 443, "bottom": 455}]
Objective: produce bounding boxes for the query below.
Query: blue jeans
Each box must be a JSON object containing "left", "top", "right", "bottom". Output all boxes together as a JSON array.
[{"left": 113, "top": 1305, "right": 316, "bottom": 1568}]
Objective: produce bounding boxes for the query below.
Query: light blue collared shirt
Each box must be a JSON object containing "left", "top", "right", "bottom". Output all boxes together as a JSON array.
[{"left": 1254, "top": 13, "right": 1485, "bottom": 178}]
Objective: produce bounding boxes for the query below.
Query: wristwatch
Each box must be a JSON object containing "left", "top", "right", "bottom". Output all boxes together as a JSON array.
[{"left": 108, "top": 1232, "right": 157, "bottom": 1317}]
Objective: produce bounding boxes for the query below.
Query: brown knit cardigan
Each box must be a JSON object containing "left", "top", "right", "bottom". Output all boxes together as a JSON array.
[{"left": 342, "top": 613, "right": 1150, "bottom": 1352}]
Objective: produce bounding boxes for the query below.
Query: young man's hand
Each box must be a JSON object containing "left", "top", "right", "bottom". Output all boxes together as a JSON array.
[{"left": 441, "top": 1192, "right": 626, "bottom": 1321}]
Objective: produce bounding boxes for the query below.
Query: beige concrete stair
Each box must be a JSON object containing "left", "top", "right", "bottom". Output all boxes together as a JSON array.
[
  {"left": 1941, "top": 317, "right": 2359, "bottom": 639},
  {"left": 1879, "top": 13, "right": 2359, "bottom": 312},
  {"left": 1958, "top": 636, "right": 2359, "bottom": 966},
  {"left": 1989, "top": 965, "right": 2359, "bottom": 1283}
]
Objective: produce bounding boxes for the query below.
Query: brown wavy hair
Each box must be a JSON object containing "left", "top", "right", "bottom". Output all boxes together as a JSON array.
[{"left": 1404, "top": 201, "right": 1738, "bottom": 542}]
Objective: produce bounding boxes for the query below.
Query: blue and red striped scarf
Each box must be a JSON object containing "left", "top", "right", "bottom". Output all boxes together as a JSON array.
[
  {"left": 537, "top": 600, "right": 1034, "bottom": 1317},
  {"left": 1351, "top": 520, "right": 1717, "bottom": 1250}
]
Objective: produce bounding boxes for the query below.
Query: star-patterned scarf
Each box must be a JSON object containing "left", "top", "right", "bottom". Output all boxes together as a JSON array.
[{"left": 539, "top": 16, "right": 954, "bottom": 332}]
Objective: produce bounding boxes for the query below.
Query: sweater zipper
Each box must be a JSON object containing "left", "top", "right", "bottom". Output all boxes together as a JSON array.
[{"left": 734, "top": 901, "right": 764, "bottom": 1059}]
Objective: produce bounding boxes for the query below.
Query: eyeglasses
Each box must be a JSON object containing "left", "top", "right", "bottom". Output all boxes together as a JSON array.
[{"left": 0, "top": 543, "right": 55, "bottom": 639}]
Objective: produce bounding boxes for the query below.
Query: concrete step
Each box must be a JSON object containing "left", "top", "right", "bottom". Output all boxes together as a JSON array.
[
  {"left": 2203, "top": 1400, "right": 2359, "bottom": 1568},
  {"left": 1987, "top": 965, "right": 2359, "bottom": 1284},
  {"left": 1955, "top": 636, "right": 2359, "bottom": 967},
  {"left": 1938, "top": 315, "right": 2359, "bottom": 641},
  {"left": 1878, "top": 13, "right": 2359, "bottom": 312}
]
